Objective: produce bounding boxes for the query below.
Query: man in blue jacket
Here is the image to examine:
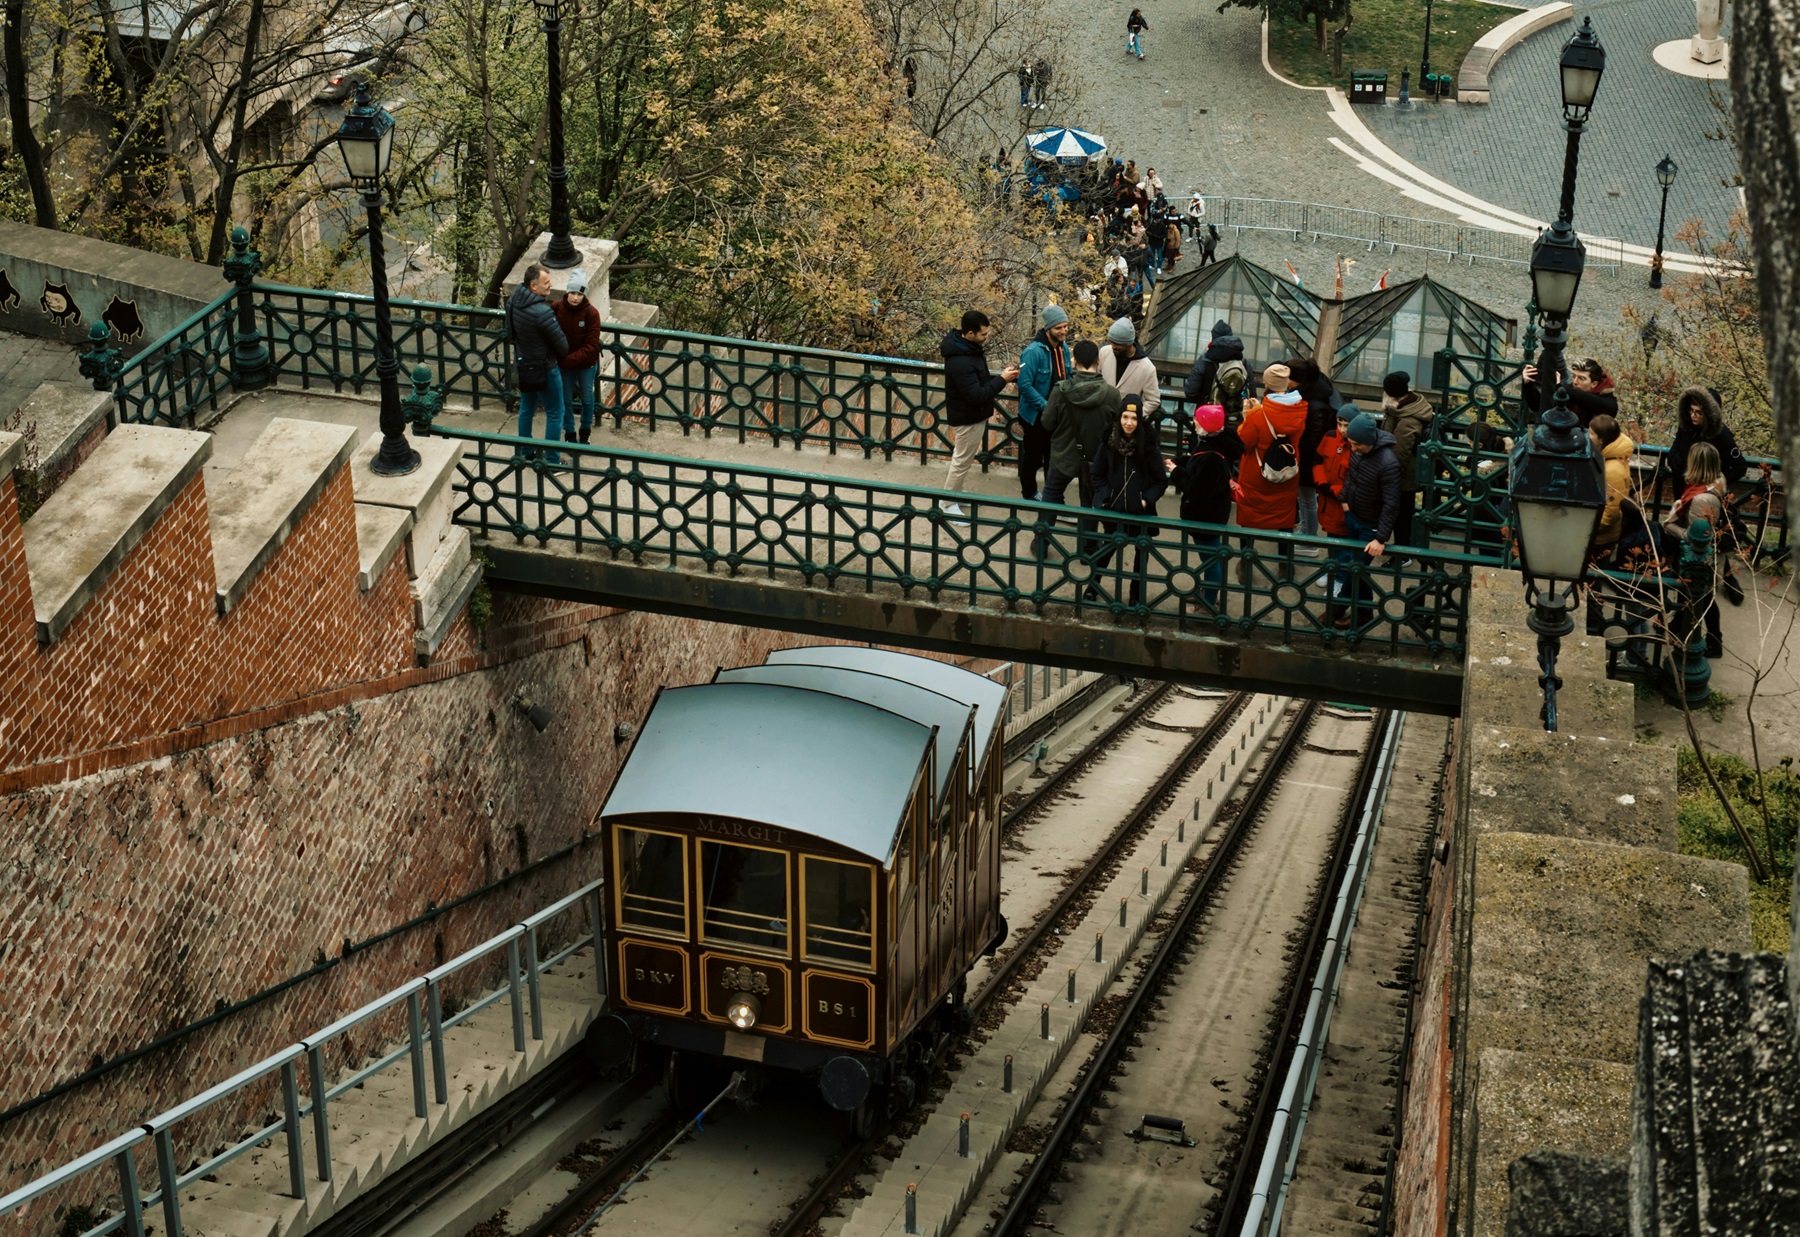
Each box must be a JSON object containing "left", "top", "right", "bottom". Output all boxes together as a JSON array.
[
  {"left": 940, "top": 309, "right": 1020, "bottom": 519},
  {"left": 1015, "top": 304, "right": 1072, "bottom": 500}
]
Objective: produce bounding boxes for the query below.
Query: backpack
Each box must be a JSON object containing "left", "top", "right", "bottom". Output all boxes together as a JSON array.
[
  {"left": 1259, "top": 415, "right": 1299, "bottom": 483},
  {"left": 1212, "top": 358, "right": 1248, "bottom": 407}
]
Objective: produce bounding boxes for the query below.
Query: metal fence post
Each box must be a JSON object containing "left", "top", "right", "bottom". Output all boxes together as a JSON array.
[
  {"left": 407, "top": 990, "right": 428, "bottom": 1118},
  {"left": 280, "top": 1058, "right": 307, "bottom": 1201},
  {"left": 116, "top": 1146, "right": 146, "bottom": 1237},
  {"left": 525, "top": 927, "right": 546, "bottom": 1041},
  {"left": 426, "top": 981, "right": 450, "bottom": 1105},
  {"left": 587, "top": 888, "right": 607, "bottom": 995},
  {"left": 507, "top": 937, "right": 527, "bottom": 1052},
  {"left": 154, "top": 1128, "right": 183, "bottom": 1237},
  {"left": 307, "top": 1046, "right": 333, "bottom": 1182}
]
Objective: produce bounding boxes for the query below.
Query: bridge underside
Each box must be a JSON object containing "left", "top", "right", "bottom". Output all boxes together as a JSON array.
[{"left": 484, "top": 546, "right": 1464, "bottom": 713}]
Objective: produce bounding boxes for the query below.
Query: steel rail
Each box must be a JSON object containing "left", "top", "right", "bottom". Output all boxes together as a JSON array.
[
  {"left": 771, "top": 686, "right": 1245, "bottom": 1237},
  {"left": 999, "top": 681, "right": 1172, "bottom": 831},
  {"left": 1220, "top": 709, "right": 1397, "bottom": 1235},
  {"left": 988, "top": 700, "right": 1323, "bottom": 1237},
  {"left": 975, "top": 690, "right": 1251, "bottom": 1013},
  {"left": 510, "top": 1108, "right": 684, "bottom": 1237}
]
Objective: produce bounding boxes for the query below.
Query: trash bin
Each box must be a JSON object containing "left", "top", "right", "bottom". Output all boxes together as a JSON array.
[
  {"left": 1424, "top": 71, "right": 1454, "bottom": 98},
  {"left": 1350, "top": 69, "right": 1388, "bottom": 104}
]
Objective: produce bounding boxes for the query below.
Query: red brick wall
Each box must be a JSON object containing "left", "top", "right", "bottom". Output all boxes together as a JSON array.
[
  {"left": 0, "top": 462, "right": 417, "bottom": 783},
  {"left": 0, "top": 592, "right": 831, "bottom": 1235}
]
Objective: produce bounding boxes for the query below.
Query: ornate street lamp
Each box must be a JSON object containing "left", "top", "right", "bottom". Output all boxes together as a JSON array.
[
  {"left": 534, "top": 0, "right": 581, "bottom": 269},
  {"left": 1420, "top": 0, "right": 1435, "bottom": 92},
  {"left": 336, "top": 82, "right": 420, "bottom": 477},
  {"left": 1650, "top": 154, "right": 1678, "bottom": 290},
  {"left": 1529, "top": 220, "right": 1586, "bottom": 412},
  {"left": 1555, "top": 17, "right": 1606, "bottom": 224},
  {"left": 1508, "top": 385, "right": 1606, "bottom": 732}
]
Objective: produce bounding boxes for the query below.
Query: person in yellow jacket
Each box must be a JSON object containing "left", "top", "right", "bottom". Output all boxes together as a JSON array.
[{"left": 1588, "top": 413, "right": 1636, "bottom": 565}]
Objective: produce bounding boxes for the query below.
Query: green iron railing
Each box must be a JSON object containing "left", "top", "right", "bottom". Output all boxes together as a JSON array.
[
  {"left": 113, "top": 288, "right": 238, "bottom": 427},
  {"left": 438, "top": 426, "right": 1482, "bottom": 660}
]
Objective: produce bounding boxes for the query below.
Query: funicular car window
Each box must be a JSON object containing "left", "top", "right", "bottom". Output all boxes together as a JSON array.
[
  {"left": 699, "top": 840, "right": 789, "bottom": 952},
  {"left": 617, "top": 827, "right": 686, "bottom": 935},
  {"left": 802, "top": 857, "right": 875, "bottom": 967}
]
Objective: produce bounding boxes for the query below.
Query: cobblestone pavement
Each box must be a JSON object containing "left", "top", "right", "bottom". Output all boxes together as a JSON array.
[{"left": 1360, "top": 0, "right": 1742, "bottom": 245}]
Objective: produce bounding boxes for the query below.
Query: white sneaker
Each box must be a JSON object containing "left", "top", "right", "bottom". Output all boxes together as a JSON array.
[{"left": 942, "top": 502, "right": 969, "bottom": 523}]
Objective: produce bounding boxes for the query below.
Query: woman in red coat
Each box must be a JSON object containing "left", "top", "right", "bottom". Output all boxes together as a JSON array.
[
  {"left": 1235, "top": 361, "right": 1308, "bottom": 527},
  {"left": 1313, "top": 406, "right": 1354, "bottom": 622}
]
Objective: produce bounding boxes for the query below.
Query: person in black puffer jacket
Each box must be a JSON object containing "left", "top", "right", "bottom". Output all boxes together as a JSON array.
[
  {"left": 1168, "top": 401, "right": 1244, "bottom": 611},
  {"left": 1659, "top": 385, "right": 1748, "bottom": 487},
  {"left": 939, "top": 309, "right": 1019, "bottom": 515},
  {"left": 507, "top": 264, "right": 571, "bottom": 465},
  {"left": 1286, "top": 357, "right": 1341, "bottom": 543},
  {"left": 1087, "top": 397, "right": 1168, "bottom": 605},
  {"left": 1335, "top": 411, "right": 1400, "bottom": 628}
]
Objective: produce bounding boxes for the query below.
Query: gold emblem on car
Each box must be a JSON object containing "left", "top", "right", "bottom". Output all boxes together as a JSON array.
[{"left": 720, "top": 966, "right": 771, "bottom": 995}]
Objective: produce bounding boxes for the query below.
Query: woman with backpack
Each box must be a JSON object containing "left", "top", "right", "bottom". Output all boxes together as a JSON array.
[
  {"left": 1168, "top": 403, "right": 1243, "bottom": 611},
  {"left": 1088, "top": 396, "right": 1168, "bottom": 605},
  {"left": 1233, "top": 363, "right": 1308, "bottom": 578}
]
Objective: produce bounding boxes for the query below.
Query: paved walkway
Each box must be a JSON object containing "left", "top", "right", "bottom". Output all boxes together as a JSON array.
[
  {"left": 1361, "top": 0, "right": 1742, "bottom": 245},
  {"left": 0, "top": 331, "right": 86, "bottom": 426}
]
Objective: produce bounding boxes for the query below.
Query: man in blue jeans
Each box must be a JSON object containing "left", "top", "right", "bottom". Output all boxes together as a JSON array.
[
  {"left": 506, "top": 264, "right": 569, "bottom": 465},
  {"left": 1336, "top": 411, "right": 1400, "bottom": 629}
]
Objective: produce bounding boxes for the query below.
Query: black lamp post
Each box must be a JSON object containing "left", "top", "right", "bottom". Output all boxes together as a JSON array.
[
  {"left": 1650, "top": 153, "right": 1678, "bottom": 289},
  {"left": 1554, "top": 17, "right": 1605, "bottom": 225},
  {"left": 1508, "top": 384, "right": 1607, "bottom": 732},
  {"left": 337, "top": 82, "right": 420, "bottom": 478},
  {"left": 535, "top": 0, "right": 581, "bottom": 269},
  {"left": 1420, "top": 0, "right": 1435, "bottom": 90}
]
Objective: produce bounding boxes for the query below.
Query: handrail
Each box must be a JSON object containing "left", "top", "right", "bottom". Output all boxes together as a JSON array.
[
  {"left": 440, "top": 425, "right": 1489, "bottom": 661},
  {"left": 1, "top": 879, "right": 605, "bottom": 1237}
]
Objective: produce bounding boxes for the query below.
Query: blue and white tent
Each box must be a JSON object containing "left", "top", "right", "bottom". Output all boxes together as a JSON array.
[{"left": 1026, "top": 127, "right": 1106, "bottom": 165}]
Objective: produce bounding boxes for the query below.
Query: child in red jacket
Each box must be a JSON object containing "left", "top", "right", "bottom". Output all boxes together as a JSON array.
[
  {"left": 552, "top": 269, "right": 603, "bottom": 443},
  {"left": 1313, "top": 406, "right": 1355, "bottom": 623}
]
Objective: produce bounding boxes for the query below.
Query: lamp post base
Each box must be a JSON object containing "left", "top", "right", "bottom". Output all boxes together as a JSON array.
[{"left": 370, "top": 440, "right": 423, "bottom": 476}]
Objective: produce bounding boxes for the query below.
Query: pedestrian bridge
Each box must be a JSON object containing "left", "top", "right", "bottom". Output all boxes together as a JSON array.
[{"left": 107, "top": 278, "right": 1788, "bottom": 715}]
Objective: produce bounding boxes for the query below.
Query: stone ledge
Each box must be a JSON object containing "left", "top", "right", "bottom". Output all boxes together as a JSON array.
[
  {"left": 1465, "top": 725, "right": 1677, "bottom": 848},
  {"left": 1472, "top": 1049, "right": 1631, "bottom": 1237},
  {"left": 209, "top": 418, "right": 359, "bottom": 616},
  {"left": 350, "top": 432, "right": 466, "bottom": 576},
  {"left": 1468, "top": 831, "right": 1750, "bottom": 1066},
  {"left": 415, "top": 559, "right": 482, "bottom": 664},
  {"left": 1457, "top": 2, "right": 1571, "bottom": 102},
  {"left": 22, "top": 423, "right": 212, "bottom": 644},
  {"left": 354, "top": 502, "right": 413, "bottom": 592},
  {"left": 11, "top": 382, "right": 111, "bottom": 482},
  {"left": 0, "top": 429, "right": 23, "bottom": 480},
  {"left": 1464, "top": 567, "right": 1632, "bottom": 737}
]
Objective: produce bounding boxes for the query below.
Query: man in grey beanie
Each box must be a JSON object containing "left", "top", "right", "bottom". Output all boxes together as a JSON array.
[
  {"left": 1098, "top": 317, "right": 1161, "bottom": 423},
  {"left": 1016, "top": 304, "right": 1073, "bottom": 499}
]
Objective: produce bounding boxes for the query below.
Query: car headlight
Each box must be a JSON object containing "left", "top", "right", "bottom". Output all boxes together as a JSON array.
[{"left": 727, "top": 992, "right": 760, "bottom": 1030}]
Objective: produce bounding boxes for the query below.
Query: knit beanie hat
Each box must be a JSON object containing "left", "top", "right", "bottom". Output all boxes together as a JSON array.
[
  {"left": 1107, "top": 318, "right": 1136, "bottom": 345},
  {"left": 1382, "top": 370, "right": 1411, "bottom": 399},
  {"left": 1195, "top": 403, "right": 1226, "bottom": 434},
  {"left": 1211, "top": 320, "right": 1233, "bottom": 339},
  {"left": 566, "top": 268, "right": 590, "bottom": 294},
  {"left": 1262, "top": 362, "right": 1291, "bottom": 389},
  {"left": 1347, "top": 411, "right": 1381, "bottom": 445},
  {"left": 1042, "top": 303, "right": 1069, "bottom": 328}
]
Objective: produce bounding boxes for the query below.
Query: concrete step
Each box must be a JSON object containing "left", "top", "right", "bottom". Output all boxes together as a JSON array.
[{"left": 207, "top": 418, "right": 358, "bottom": 614}]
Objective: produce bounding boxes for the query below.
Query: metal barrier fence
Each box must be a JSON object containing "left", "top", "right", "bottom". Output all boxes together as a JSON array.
[
  {"left": 0, "top": 881, "right": 604, "bottom": 1237},
  {"left": 1202, "top": 197, "right": 1625, "bottom": 274},
  {"left": 443, "top": 427, "right": 1482, "bottom": 661}
]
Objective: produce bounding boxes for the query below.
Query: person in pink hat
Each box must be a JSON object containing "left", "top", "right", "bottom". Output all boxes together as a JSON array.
[{"left": 1167, "top": 403, "right": 1244, "bottom": 611}]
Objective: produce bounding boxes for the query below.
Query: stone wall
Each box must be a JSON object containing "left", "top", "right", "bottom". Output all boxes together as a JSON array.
[
  {"left": 0, "top": 220, "right": 226, "bottom": 352},
  {"left": 0, "top": 592, "right": 828, "bottom": 1234}
]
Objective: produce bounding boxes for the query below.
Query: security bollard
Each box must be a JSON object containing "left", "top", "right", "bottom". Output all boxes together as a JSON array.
[
  {"left": 1231, "top": 748, "right": 1237, "bottom": 766},
  {"left": 960, "top": 1113, "right": 971, "bottom": 1158},
  {"left": 1140, "top": 867, "right": 1149, "bottom": 895},
  {"left": 1119, "top": 898, "right": 1128, "bottom": 927},
  {"left": 1161, "top": 839, "right": 1168, "bottom": 867},
  {"left": 1041, "top": 1003, "right": 1050, "bottom": 1039},
  {"left": 1068, "top": 967, "right": 1077, "bottom": 1003},
  {"left": 905, "top": 1183, "right": 919, "bottom": 1234},
  {"left": 1207, "top": 780, "right": 1214, "bottom": 800},
  {"left": 1192, "top": 798, "right": 1200, "bottom": 820},
  {"left": 1095, "top": 932, "right": 1104, "bottom": 962},
  {"left": 1179, "top": 817, "right": 1186, "bottom": 842},
  {"left": 1004, "top": 1053, "right": 1014, "bottom": 1093}
]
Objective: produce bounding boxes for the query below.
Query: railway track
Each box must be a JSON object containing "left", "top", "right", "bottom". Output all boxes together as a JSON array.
[{"left": 433, "top": 690, "right": 1439, "bottom": 1237}]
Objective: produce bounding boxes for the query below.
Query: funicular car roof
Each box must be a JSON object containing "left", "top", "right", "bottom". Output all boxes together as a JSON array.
[
  {"left": 712, "top": 663, "right": 976, "bottom": 814},
  {"left": 601, "top": 682, "right": 935, "bottom": 863},
  {"left": 764, "top": 648, "right": 1008, "bottom": 773}
]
